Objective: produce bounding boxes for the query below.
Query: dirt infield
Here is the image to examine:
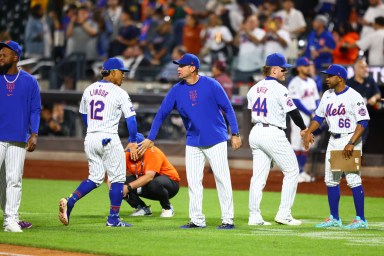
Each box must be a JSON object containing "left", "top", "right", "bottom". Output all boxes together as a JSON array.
[
  {"left": 0, "top": 244, "right": 98, "bottom": 256},
  {"left": 24, "top": 160, "right": 384, "bottom": 197}
]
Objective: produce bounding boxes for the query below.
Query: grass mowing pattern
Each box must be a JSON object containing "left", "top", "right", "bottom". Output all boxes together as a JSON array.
[{"left": 0, "top": 179, "right": 383, "bottom": 256}]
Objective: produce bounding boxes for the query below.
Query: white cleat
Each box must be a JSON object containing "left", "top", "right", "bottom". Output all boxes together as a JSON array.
[
  {"left": 160, "top": 205, "right": 174, "bottom": 218},
  {"left": 4, "top": 221, "right": 22, "bottom": 232},
  {"left": 298, "top": 172, "right": 314, "bottom": 183},
  {"left": 275, "top": 216, "right": 302, "bottom": 226},
  {"left": 248, "top": 221, "right": 272, "bottom": 226}
]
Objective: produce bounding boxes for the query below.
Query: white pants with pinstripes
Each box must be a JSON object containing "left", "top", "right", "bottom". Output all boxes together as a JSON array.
[
  {"left": 248, "top": 123, "right": 299, "bottom": 223},
  {"left": 0, "top": 142, "right": 26, "bottom": 226},
  {"left": 325, "top": 133, "right": 362, "bottom": 188},
  {"left": 186, "top": 141, "right": 234, "bottom": 226}
]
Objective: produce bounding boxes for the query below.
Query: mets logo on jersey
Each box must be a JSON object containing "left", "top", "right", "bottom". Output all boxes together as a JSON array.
[
  {"left": 6, "top": 82, "right": 15, "bottom": 92},
  {"left": 358, "top": 108, "right": 367, "bottom": 116},
  {"left": 287, "top": 98, "right": 294, "bottom": 107}
]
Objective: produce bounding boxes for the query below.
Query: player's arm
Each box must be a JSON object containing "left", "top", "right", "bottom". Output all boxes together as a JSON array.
[
  {"left": 214, "top": 81, "right": 242, "bottom": 150},
  {"left": 343, "top": 121, "right": 368, "bottom": 159},
  {"left": 303, "top": 115, "right": 323, "bottom": 150},
  {"left": 27, "top": 79, "right": 41, "bottom": 152},
  {"left": 138, "top": 89, "right": 177, "bottom": 154},
  {"left": 292, "top": 99, "right": 312, "bottom": 116}
]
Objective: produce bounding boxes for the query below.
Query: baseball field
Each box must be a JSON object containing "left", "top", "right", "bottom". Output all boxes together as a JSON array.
[{"left": 0, "top": 178, "right": 383, "bottom": 256}]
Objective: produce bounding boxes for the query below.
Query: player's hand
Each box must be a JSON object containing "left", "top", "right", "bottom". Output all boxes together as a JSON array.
[
  {"left": 138, "top": 139, "right": 154, "bottom": 155},
  {"left": 342, "top": 144, "right": 354, "bottom": 159},
  {"left": 26, "top": 133, "right": 38, "bottom": 152},
  {"left": 231, "top": 135, "right": 242, "bottom": 151},
  {"left": 125, "top": 142, "right": 139, "bottom": 161},
  {"left": 302, "top": 131, "right": 314, "bottom": 151}
]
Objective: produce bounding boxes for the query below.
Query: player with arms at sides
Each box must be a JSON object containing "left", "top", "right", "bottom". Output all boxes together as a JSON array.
[
  {"left": 115, "top": 133, "right": 180, "bottom": 217},
  {"left": 303, "top": 64, "right": 370, "bottom": 229},
  {"left": 59, "top": 58, "right": 139, "bottom": 227},
  {"left": 247, "top": 53, "right": 308, "bottom": 226},
  {"left": 288, "top": 57, "right": 320, "bottom": 183},
  {"left": 0, "top": 40, "right": 41, "bottom": 232},
  {"left": 138, "top": 53, "right": 242, "bottom": 229}
]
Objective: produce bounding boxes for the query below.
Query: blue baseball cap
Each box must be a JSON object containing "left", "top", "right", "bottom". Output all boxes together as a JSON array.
[
  {"left": 0, "top": 40, "right": 22, "bottom": 59},
  {"left": 296, "top": 57, "right": 311, "bottom": 67},
  {"left": 265, "top": 53, "right": 292, "bottom": 68},
  {"left": 128, "top": 133, "right": 145, "bottom": 144},
  {"left": 173, "top": 53, "right": 200, "bottom": 69},
  {"left": 321, "top": 64, "right": 347, "bottom": 80},
  {"left": 102, "top": 57, "right": 129, "bottom": 72}
]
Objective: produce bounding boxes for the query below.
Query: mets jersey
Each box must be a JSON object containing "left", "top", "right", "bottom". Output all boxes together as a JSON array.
[
  {"left": 247, "top": 77, "right": 297, "bottom": 129},
  {"left": 79, "top": 80, "right": 136, "bottom": 134},
  {"left": 288, "top": 76, "right": 320, "bottom": 111},
  {"left": 315, "top": 86, "right": 370, "bottom": 134}
]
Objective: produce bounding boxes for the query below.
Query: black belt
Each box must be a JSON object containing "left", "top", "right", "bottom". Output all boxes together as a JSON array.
[
  {"left": 330, "top": 132, "right": 353, "bottom": 139},
  {"left": 256, "top": 123, "right": 283, "bottom": 130}
]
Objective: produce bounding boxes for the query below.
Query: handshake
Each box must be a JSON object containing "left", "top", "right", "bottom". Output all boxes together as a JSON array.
[{"left": 300, "top": 128, "right": 315, "bottom": 151}]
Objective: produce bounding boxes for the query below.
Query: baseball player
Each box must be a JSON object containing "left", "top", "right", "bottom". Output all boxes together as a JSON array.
[
  {"left": 139, "top": 53, "right": 242, "bottom": 229},
  {"left": 59, "top": 57, "right": 139, "bottom": 227},
  {"left": 0, "top": 40, "right": 41, "bottom": 232},
  {"left": 120, "top": 133, "right": 180, "bottom": 217},
  {"left": 303, "top": 64, "right": 370, "bottom": 229},
  {"left": 288, "top": 57, "right": 320, "bottom": 183},
  {"left": 247, "top": 53, "right": 308, "bottom": 226}
]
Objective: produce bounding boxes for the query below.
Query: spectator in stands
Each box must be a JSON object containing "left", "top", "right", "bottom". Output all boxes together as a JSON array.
[
  {"left": 138, "top": 4, "right": 160, "bottom": 47},
  {"left": 347, "top": 57, "right": 381, "bottom": 144},
  {"left": 24, "top": 3, "right": 53, "bottom": 59},
  {"left": 93, "top": 8, "right": 112, "bottom": 59},
  {"left": 182, "top": 14, "right": 202, "bottom": 55},
  {"left": 351, "top": 16, "right": 384, "bottom": 66},
  {"left": 212, "top": 60, "right": 233, "bottom": 100},
  {"left": 262, "top": 15, "right": 291, "bottom": 57},
  {"left": 0, "top": 26, "right": 11, "bottom": 42},
  {"left": 303, "top": 14, "right": 335, "bottom": 72},
  {"left": 225, "top": 0, "right": 256, "bottom": 33},
  {"left": 147, "top": 19, "right": 174, "bottom": 66},
  {"left": 157, "top": 45, "right": 186, "bottom": 83},
  {"left": 126, "top": 45, "right": 151, "bottom": 80},
  {"left": 64, "top": 5, "right": 99, "bottom": 90},
  {"left": 104, "top": 0, "right": 123, "bottom": 44},
  {"left": 233, "top": 14, "right": 265, "bottom": 83},
  {"left": 39, "top": 102, "right": 76, "bottom": 137},
  {"left": 332, "top": 22, "right": 359, "bottom": 65},
  {"left": 108, "top": 10, "right": 140, "bottom": 57},
  {"left": 165, "top": 0, "right": 192, "bottom": 22},
  {"left": 359, "top": 0, "right": 384, "bottom": 38},
  {"left": 200, "top": 12, "right": 233, "bottom": 65},
  {"left": 275, "top": 0, "right": 306, "bottom": 61}
]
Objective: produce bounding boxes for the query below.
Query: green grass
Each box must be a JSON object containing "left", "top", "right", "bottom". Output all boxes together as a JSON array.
[{"left": 1, "top": 179, "right": 384, "bottom": 256}]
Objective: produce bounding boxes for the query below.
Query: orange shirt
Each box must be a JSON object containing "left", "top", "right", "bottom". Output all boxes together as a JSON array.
[
  {"left": 182, "top": 24, "right": 203, "bottom": 55},
  {"left": 333, "top": 32, "right": 359, "bottom": 65},
  {"left": 126, "top": 146, "right": 180, "bottom": 182}
]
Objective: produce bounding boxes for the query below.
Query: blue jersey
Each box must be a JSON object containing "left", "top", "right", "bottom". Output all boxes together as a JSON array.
[
  {"left": 0, "top": 70, "right": 41, "bottom": 142},
  {"left": 304, "top": 30, "right": 336, "bottom": 71},
  {"left": 148, "top": 76, "right": 239, "bottom": 147}
]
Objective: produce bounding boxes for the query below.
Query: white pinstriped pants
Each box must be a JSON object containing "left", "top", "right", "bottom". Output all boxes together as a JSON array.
[
  {"left": 325, "top": 133, "right": 362, "bottom": 188},
  {"left": 185, "top": 141, "right": 234, "bottom": 226},
  {"left": 0, "top": 142, "right": 26, "bottom": 225},
  {"left": 249, "top": 124, "right": 299, "bottom": 223}
]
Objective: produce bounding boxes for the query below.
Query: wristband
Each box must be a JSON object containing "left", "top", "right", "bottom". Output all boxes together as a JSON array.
[
  {"left": 348, "top": 140, "right": 355, "bottom": 146},
  {"left": 127, "top": 184, "right": 133, "bottom": 192},
  {"left": 232, "top": 133, "right": 240, "bottom": 137}
]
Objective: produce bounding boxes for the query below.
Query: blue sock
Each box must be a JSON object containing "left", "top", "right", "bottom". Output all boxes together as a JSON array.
[
  {"left": 296, "top": 153, "right": 307, "bottom": 173},
  {"left": 352, "top": 185, "right": 365, "bottom": 221},
  {"left": 109, "top": 182, "right": 124, "bottom": 220},
  {"left": 67, "top": 179, "right": 97, "bottom": 208},
  {"left": 327, "top": 185, "right": 340, "bottom": 220}
]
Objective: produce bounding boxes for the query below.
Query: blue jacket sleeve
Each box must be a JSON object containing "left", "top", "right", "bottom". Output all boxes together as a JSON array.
[
  {"left": 292, "top": 99, "right": 312, "bottom": 116},
  {"left": 147, "top": 88, "right": 177, "bottom": 141},
  {"left": 30, "top": 79, "right": 41, "bottom": 134},
  {"left": 81, "top": 114, "right": 88, "bottom": 128},
  {"left": 126, "top": 116, "right": 137, "bottom": 142},
  {"left": 214, "top": 81, "right": 239, "bottom": 134},
  {"left": 313, "top": 115, "right": 325, "bottom": 125}
]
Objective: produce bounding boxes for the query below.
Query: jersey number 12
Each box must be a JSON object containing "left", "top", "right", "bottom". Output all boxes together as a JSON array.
[
  {"left": 90, "top": 100, "right": 105, "bottom": 120},
  {"left": 252, "top": 97, "right": 267, "bottom": 116}
]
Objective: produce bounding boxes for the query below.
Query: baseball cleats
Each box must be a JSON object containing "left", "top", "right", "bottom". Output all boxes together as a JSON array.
[
  {"left": 275, "top": 215, "right": 302, "bottom": 226},
  {"left": 59, "top": 198, "right": 73, "bottom": 226},
  {"left": 160, "top": 205, "right": 174, "bottom": 218},
  {"left": 248, "top": 221, "right": 272, "bottom": 226},
  {"left": 298, "top": 172, "right": 315, "bottom": 183},
  {"left": 315, "top": 215, "right": 342, "bottom": 228},
  {"left": 4, "top": 221, "right": 22, "bottom": 232},
  {"left": 343, "top": 216, "right": 369, "bottom": 229},
  {"left": 179, "top": 222, "right": 206, "bottom": 229},
  {"left": 218, "top": 223, "right": 235, "bottom": 230},
  {"left": 129, "top": 205, "right": 152, "bottom": 216},
  {"left": 106, "top": 218, "right": 133, "bottom": 227},
  {"left": 18, "top": 221, "right": 32, "bottom": 229}
]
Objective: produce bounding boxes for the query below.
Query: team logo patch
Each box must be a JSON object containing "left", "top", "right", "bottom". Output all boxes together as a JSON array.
[
  {"left": 287, "top": 99, "right": 294, "bottom": 107},
  {"left": 358, "top": 108, "right": 367, "bottom": 116}
]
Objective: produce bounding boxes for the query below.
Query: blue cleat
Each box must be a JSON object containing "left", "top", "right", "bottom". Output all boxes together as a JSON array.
[
  {"left": 343, "top": 216, "right": 368, "bottom": 229},
  {"left": 217, "top": 223, "right": 235, "bottom": 230},
  {"left": 315, "top": 215, "right": 342, "bottom": 228},
  {"left": 106, "top": 218, "right": 133, "bottom": 227},
  {"left": 180, "top": 222, "right": 206, "bottom": 229},
  {"left": 59, "top": 198, "right": 73, "bottom": 226}
]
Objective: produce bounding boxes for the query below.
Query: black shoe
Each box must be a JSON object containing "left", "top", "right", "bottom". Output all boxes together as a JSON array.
[
  {"left": 218, "top": 223, "right": 235, "bottom": 230},
  {"left": 179, "top": 222, "right": 206, "bottom": 229}
]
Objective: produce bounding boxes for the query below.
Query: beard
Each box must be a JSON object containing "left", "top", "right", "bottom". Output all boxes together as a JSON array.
[{"left": 0, "top": 62, "right": 12, "bottom": 75}]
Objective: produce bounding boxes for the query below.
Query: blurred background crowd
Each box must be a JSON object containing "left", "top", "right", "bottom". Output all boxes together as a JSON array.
[{"left": 0, "top": 0, "right": 383, "bottom": 152}]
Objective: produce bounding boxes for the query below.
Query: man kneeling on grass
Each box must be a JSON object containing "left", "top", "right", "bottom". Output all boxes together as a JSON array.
[{"left": 109, "top": 133, "right": 180, "bottom": 217}]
